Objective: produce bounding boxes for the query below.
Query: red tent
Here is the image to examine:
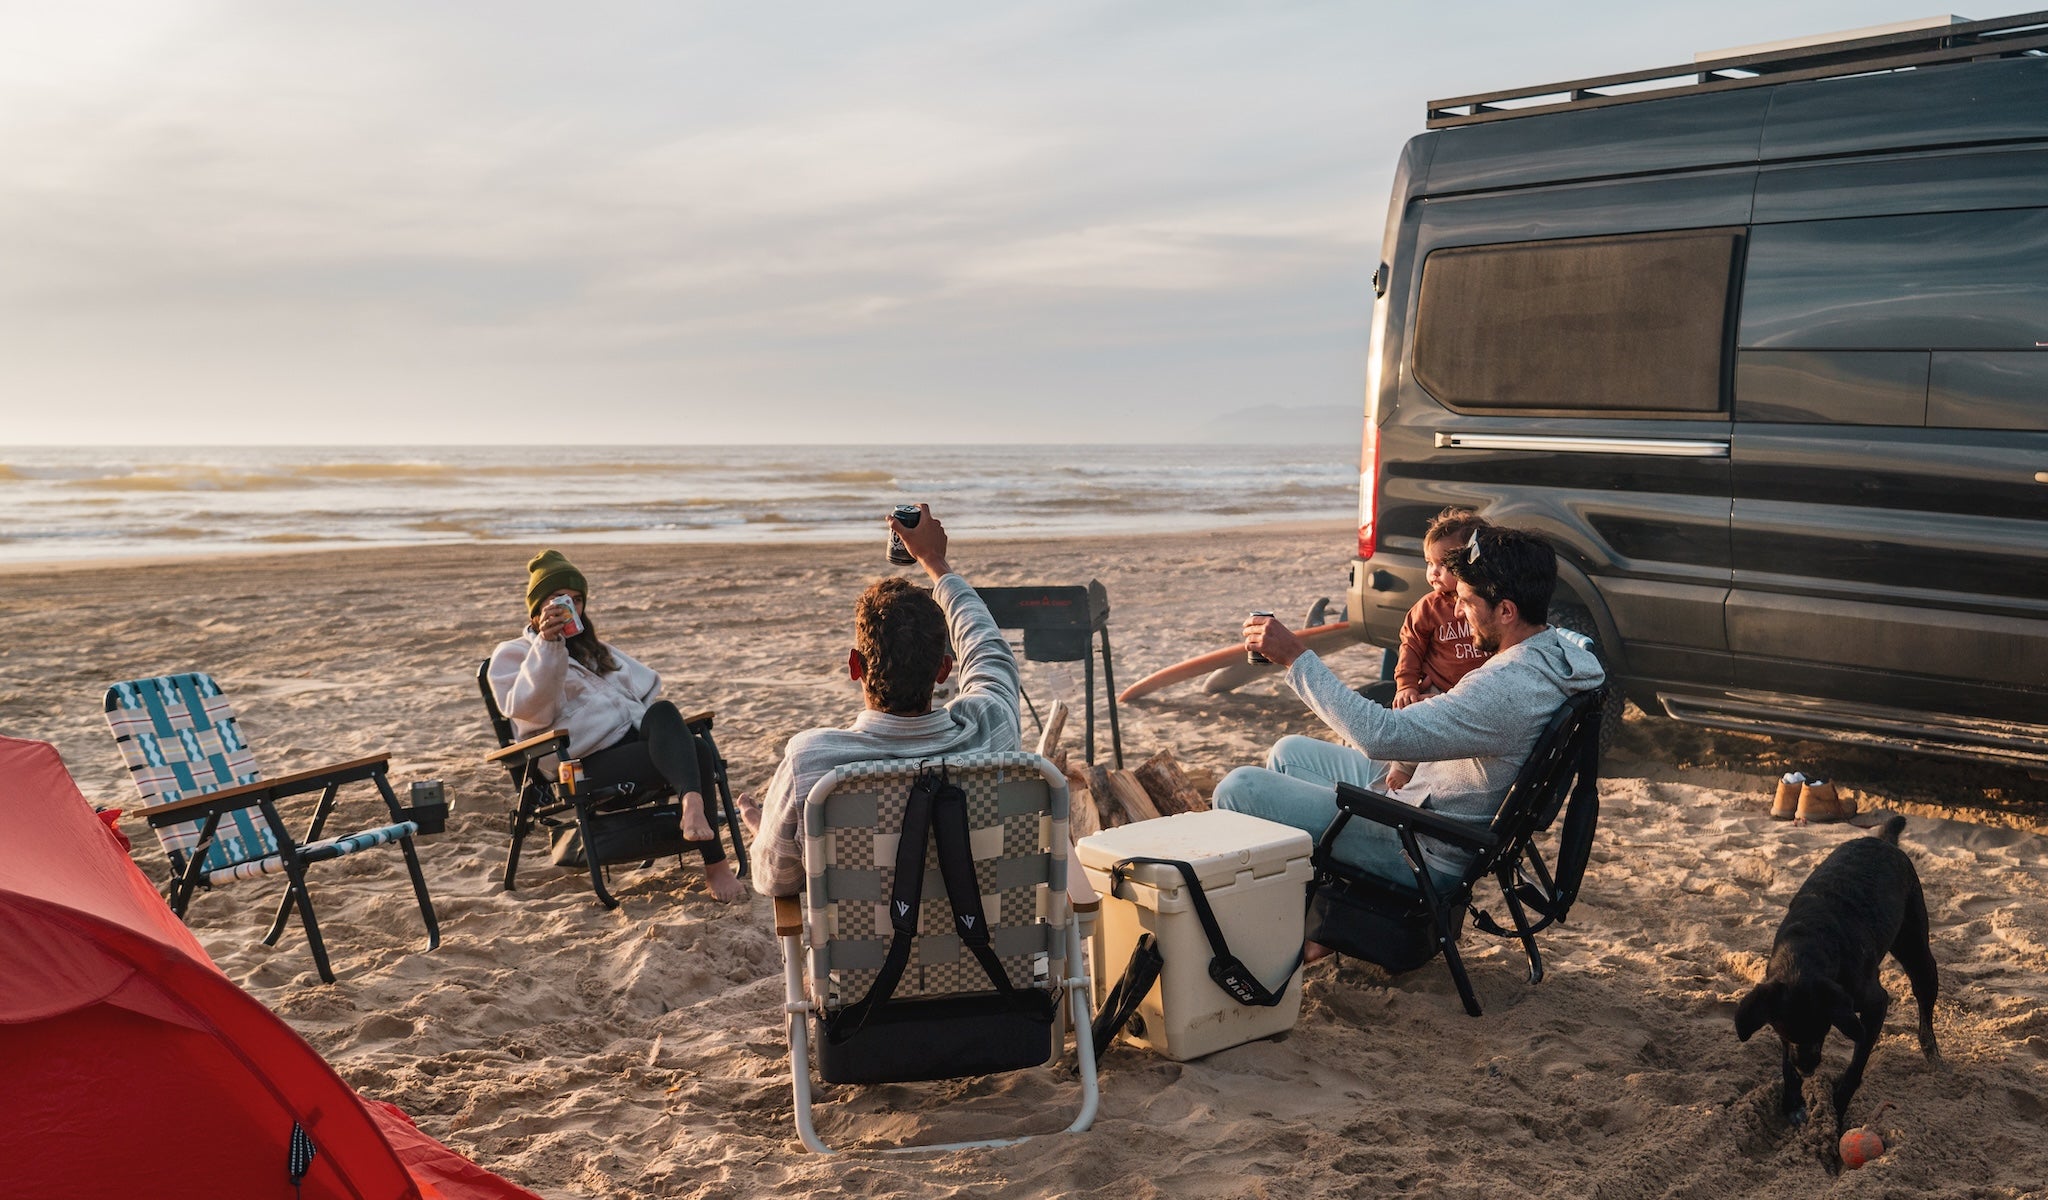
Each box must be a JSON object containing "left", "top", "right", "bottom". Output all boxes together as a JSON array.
[{"left": 0, "top": 736, "right": 545, "bottom": 1200}]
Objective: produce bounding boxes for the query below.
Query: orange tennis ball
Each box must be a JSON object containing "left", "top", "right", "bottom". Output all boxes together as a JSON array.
[{"left": 1839, "top": 1126, "right": 1886, "bottom": 1169}]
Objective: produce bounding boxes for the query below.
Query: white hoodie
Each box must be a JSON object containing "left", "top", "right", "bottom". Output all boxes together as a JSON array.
[{"left": 489, "top": 629, "right": 662, "bottom": 760}]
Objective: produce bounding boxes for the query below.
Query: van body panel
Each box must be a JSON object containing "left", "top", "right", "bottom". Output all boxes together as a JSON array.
[
  {"left": 1930, "top": 353, "right": 2048, "bottom": 430},
  {"left": 1753, "top": 146, "right": 2048, "bottom": 223},
  {"left": 1413, "top": 172, "right": 1757, "bottom": 253},
  {"left": 1424, "top": 90, "right": 1770, "bottom": 193},
  {"left": 1725, "top": 589, "right": 2048, "bottom": 713},
  {"left": 1734, "top": 351, "right": 1930, "bottom": 425},
  {"left": 1757, "top": 57, "right": 2048, "bottom": 161},
  {"left": 1728, "top": 426, "right": 2048, "bottom": 715}
]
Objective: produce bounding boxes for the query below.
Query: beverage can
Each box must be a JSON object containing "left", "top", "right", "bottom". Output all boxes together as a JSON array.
[
  {"left": 549, "top": 592, "right": 583, "bottom": 638},
  {"left": 1248, "top": 611, "right": 1274, "bottom": 665},
  {"left": 886, "top": 503, "right": 923, "bottom": 565},
  {"left": 557, "top": 759, "right": 584, "bottom": 795}
]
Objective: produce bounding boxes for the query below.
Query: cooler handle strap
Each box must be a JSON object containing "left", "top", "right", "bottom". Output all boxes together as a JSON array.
[
  {"left": 1108, "top": 855, "right": 1303, "bottom": 1009},
  {"left": 1090, "top": 932, "right": 1163, "bottom": 1056}
]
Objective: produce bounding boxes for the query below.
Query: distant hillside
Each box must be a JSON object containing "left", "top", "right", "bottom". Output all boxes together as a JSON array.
[{"left": 1189, "top": 404, "right": 1361, "bottom": 446}]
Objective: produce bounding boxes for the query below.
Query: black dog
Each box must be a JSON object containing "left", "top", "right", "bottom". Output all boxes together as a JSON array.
[{"left": 1735, "top": 815, "right": 1938, "bottom": 1132}]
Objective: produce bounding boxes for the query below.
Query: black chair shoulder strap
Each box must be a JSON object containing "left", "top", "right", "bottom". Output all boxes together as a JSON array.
[
  {"left": 1542, "top": 714, "right": 1603, "bottom": 917},
  {"left": 827, "top": 765, "right": 1034, "bottom": 1043}
]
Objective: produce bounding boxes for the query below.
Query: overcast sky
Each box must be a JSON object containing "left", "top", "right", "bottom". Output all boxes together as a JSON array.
[{"left": 1, "top": 0, "right": 1897, "bottom": 444}]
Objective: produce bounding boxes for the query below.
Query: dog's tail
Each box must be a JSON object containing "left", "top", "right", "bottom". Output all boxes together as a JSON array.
[{"left": 1877, "top": 814, "right": 1907, "bottom": 845}]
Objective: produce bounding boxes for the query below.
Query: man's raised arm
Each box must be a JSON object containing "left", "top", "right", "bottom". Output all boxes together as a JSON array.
[{"left": 890, "top": 505, "right": 1020, "bottom": 713}]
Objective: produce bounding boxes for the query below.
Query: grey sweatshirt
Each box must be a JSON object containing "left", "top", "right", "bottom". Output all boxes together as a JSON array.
[{"left": 1285, "top": 626, "right": 1605, "bottom": 872}]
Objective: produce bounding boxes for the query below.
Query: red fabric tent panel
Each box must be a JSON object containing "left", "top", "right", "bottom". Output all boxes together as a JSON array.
[
  {"left": 0, "top": 737, "right": 544, "bottom": 1200},
  {"left": 0, "top": 1005, "right": 375, "bottom": 1199}
]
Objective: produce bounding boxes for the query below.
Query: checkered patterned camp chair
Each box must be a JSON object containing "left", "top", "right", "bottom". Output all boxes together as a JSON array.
[
  {"left": 103, "top": 673, "right": 440, "bottom": 984},
  {"left": 772, "top": 751, "right": 1099, "bottom": 1154}
]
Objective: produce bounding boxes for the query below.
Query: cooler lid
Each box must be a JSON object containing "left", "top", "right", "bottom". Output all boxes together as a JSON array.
[{"left": 1074, "top": 809, "right": 1312, "bottom": 893}]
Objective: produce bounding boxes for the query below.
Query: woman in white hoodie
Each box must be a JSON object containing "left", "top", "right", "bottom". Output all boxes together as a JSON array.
[{"left": 489, "top": 549, "right": 746, "bottom": 902}]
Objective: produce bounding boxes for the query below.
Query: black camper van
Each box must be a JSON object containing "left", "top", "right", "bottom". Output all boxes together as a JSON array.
[{"left": 1345, "top": 13, "right": 2048, "bottom": 768}]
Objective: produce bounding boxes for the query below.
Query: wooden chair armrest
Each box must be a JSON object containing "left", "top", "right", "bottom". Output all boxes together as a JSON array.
[
  {"left": 683, "top": 710, "right": 715, "bottom": 731},
  {"left": 772, "top": 894, "right": 803, "bottom": 937},
  {"left": 1332, "top": 782, "right": 1499, "bottom": 852},
  {"left": 144, "top": 754, "right": 393, "bottom": 824},
  {"left": 486, "top": 729, "right": 570, "bottom": 764}
]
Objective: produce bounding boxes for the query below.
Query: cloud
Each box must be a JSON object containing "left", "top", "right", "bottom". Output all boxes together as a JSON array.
[{"left": 0, "top": 0, "right": 1899, "bottom": 442}]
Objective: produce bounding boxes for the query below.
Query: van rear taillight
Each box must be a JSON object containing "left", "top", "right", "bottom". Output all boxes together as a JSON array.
[{"left": 1357, "top": 416, "right": 1380, "bottom": 560}]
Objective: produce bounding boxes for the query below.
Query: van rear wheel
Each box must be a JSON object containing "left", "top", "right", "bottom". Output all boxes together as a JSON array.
[{"left": 1549, "top": 604, "right": 1623, "bottom": 756}]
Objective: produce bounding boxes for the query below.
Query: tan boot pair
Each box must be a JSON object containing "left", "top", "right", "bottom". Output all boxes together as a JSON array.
[{"left": 1770, "top": 772, "right": 1856, "bottom": 823}]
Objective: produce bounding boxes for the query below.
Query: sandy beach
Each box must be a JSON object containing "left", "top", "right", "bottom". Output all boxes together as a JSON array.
[{"left": 8, "top": 525, "right": 2048, "bottom": 1199}]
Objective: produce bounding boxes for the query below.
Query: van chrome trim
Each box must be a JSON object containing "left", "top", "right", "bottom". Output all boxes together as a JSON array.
[{"left": 1433, "top": 433, "right": 1730, "bottom": 457}]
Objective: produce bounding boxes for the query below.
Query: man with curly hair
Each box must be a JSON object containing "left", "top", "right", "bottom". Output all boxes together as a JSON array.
[{"left": 746, "top": 506, "right": 1022, "bottom": 897}]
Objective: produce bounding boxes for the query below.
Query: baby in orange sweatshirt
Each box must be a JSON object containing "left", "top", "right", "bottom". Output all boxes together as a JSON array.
[{"left": 1393, "top": 507, "right": 1494, "bottom": 709}]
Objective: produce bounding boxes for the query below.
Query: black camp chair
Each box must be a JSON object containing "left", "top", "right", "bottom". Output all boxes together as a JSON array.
[
  {"left": 1305, "top": 688, "right": 1605, "bottom": 1016},
  {"left": 476, "top": 661, "right": 748, "bottom": 910}
]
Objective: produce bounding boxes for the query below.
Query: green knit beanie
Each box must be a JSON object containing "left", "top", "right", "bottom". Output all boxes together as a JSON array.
[{"left": 526, "top": 549, "right": 589, "bottom": 616}]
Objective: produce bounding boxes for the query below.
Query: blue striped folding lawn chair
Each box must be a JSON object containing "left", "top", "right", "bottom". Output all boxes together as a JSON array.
[
  {"left": 103, "top": 672, "right": 440, "bottom": 984},
  {"left": 772, "top": 751, "right": 1098, "bottom": 1154}
]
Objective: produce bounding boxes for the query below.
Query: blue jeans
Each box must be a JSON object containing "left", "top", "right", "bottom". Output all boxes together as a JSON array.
[{"left": 1214, "top": 736, "right": 1455, "bottom": 891}]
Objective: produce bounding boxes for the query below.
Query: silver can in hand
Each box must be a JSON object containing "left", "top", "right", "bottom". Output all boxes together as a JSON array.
[
  {"left": 1248, "top": 611, "right": 1274, "bottom": 664},
  {"left": 886, "top": 504, "right": 923, "bottom": 565}
]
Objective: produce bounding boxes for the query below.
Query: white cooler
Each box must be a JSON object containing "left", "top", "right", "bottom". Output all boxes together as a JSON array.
[{"left": 1076, "top": 809, "right": 1313, "bottom": 1061}]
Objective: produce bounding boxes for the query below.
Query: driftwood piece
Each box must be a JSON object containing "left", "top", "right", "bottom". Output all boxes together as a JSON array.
[
  {"left": 1036, "top": 699, "right": 1069, "bottom": 760},
  {"left": 1063, "top": 756, "right": 1101, "bottom": 839},
  {"left": 1106, "top": 770, "right": 1162, "bottom": 824},
  {"left": 1134, "top": 750, "right": 1208, "bottom": 815}
]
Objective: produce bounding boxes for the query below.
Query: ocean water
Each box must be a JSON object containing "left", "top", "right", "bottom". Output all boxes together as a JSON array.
[{"left": 0, "top": 444, "right": 1357, "bottom": 564}]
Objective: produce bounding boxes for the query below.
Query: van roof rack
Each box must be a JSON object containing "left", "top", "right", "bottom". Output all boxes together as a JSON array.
[{"left": 1427, "top": 9, "right": 2048, "bottom": 129}]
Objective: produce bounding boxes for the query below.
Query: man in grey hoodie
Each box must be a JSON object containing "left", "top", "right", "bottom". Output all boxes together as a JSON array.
[{"left": 1217, "top": 525, "right": 1604, "bottom": 899}]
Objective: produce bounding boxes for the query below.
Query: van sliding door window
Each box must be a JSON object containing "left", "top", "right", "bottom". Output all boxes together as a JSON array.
[
  {"left": 1412, "top": 229, "right": 1740, "bottom": 416},
  {"left": 1740, "top": 208, "right": 2048, "bottom": 430},
  {"left": 1741, "top": 208, "right": 2048, "bottom": 351}
]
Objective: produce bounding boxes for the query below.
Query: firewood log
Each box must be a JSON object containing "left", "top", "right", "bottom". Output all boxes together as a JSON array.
[
  {"left": 1134, "top": 750, "right": 1206, "bottom": 815},
  {"left": 1085, "top": 764, "right": 1124, "bottom": 829},
  {"left": 1063, "top": 759, "right": 1101, "bottom": 839},
  {"left": 1106, "top": 769, "right": 1162, "bottom": 823}
]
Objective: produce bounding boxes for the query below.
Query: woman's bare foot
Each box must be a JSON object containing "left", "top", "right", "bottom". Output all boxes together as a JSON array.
[
  {"left": 704, "top": 859, "right": 748, "bottom": 903},
  {"left": 736, "top": 791, "right": 762, "bottom": 839},
  {"left": 1303, "top": 939, "right": 1336, "bottom": 965},
  {"left": 681, "top": 792, "right": 715, "bottom": 842}
]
